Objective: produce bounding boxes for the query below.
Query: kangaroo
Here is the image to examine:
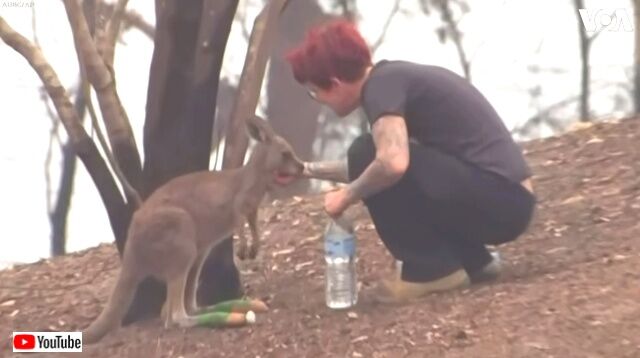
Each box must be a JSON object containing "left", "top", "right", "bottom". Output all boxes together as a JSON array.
[{"left": 83, "top": 115, "right": 304, "bottom": 343}]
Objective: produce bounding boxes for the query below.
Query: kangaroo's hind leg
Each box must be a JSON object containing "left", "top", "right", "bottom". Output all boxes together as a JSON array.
[
  {"left": 246, "top": 208, "right": 260, "bottom": 259},
  {"left": 184, "top": 251, "right": 209, "bottom": 315},
  {"left": 161, "top": 244, "right": 197, "bottom": 328},
  {"left": 166, "top": 270, "right": 193, "bottom": 328},
  {"left": 146, "top": 206, "right": 197, "bottom": 328},
  {"left": 236, "top": 215, "right": 251, "bottom": 260}
]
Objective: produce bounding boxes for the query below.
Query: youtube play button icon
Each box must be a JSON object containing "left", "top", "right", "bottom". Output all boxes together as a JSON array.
[{"left": 13, "top": 334, "right": 36, "bottom": 350}]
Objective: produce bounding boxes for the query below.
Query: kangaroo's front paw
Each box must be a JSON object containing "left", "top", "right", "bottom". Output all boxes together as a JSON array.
[
  {"left": 161, "top": 302, "right": 171, "bottom": 328},
  {"left": 237, "top": 242, "right": 250, "bottom": 260},
  {"left": 247, "top": 243, "right": 259, "bottom": 259}
]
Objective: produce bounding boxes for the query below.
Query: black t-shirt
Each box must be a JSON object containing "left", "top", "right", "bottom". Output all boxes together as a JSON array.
[{"left": 361, "top": 60, "right": 532, "bottom": 183}]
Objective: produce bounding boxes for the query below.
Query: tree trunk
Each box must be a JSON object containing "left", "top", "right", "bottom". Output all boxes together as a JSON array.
[
  {"left": 266, "top": 0, "right": 328, "bottom": 197},
  {"left": 221, "top": 0, "right": 291, "bottom": 170},
  {"left": 50, "top": 88, "right": 86, "bottom": 257},
  {"left": 123, "top": 0, "right": 240, "bottom": 325},
  {"left": 634, "top": 0, "right": 640, "bottom": 113},
  {"left": 574, "top": 0, "right": 590, "bottom": 121},
  {"left": 50, "top": 0, "right": 96, "bottom": 257}
]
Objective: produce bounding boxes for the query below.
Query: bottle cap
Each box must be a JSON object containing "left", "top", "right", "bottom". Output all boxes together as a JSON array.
[{"left": 245, "top": 310, "right": 256, "bottom": 324}]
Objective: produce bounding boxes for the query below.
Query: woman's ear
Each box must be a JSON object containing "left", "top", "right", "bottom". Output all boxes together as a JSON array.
[{"left": 330, "top": 77, "right": 342, "bottom": 89}]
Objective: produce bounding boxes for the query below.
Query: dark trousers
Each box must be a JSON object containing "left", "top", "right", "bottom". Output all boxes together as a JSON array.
[{"left": 347, "top": 135, "right": 536, "bottom": 282}]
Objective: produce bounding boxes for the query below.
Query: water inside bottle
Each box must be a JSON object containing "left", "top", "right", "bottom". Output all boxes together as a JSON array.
[
  {"left": 324, "top": 216, "right": 358, "bottom": 309},
  {"left": 325, "top": 255, "right": 358, "bottom": 309}
]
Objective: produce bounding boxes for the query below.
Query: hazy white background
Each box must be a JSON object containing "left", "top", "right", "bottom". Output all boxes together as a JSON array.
[{"left": 0, "top": 0, "right": 633, "bottom": 268}]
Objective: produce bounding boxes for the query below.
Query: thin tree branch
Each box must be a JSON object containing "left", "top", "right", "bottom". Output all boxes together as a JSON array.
[
  {"left": 222, "top": 0, "right": 292, "bottom": 169},
  {"left": 34, "top": 3, "right": 56, "bottom": 212},
  {"left": 85, "top": 0, "right": 142, "bottom": 206},
  {"left": 99, "top": 0, "right": 129, "bottom": 67},
  {"left": 33, "top": 0, "right": 56, "bottom": 214},
  {"left": 512, "top": 83, "right": 610, "bottom": 136},
  {"left": 84, "top": 82, "right": 142, "bottom": 206},
  {"left": 588, "top": 10, "right": 617, "bottom": 42},
  {"left": 514, "top": 95, "right": 582, "bottom": 135},
  {"left": 119, "top": 7, "right": 154, "bottom": 39},
  {"left": 235, "top": 0, "right": 253, "bottom": 40},
  {"left": 438, "top": 0, "right": 471, "bottom": 80},
  {"left": 0, "top": 16, "right": 130, "bottom": 250},
  {"left": 370, "top": 0, "right": 401, "bottom": 53},
  {"left": 62, "top": 0, "right": 143, "bottom": 203},
  {"left": 42, "top": 88, "right": 63, "bottom": 214},
  {"left": 31, "top": 1, "right": 39, "bottom": 46},
  {"left": 337, "top": 0, "right": 356, "bottom": 21}
]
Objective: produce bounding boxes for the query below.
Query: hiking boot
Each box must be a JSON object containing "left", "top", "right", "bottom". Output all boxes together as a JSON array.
[
  {"left": 369, "top": 268, "right": 471, "bottom": 304},
  {"left": 468, "top": 251, "right": 502, "bottom": 284}
]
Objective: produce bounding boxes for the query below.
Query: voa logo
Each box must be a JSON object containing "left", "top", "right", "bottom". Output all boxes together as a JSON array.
[{"left": 578, "top": 8, "right": 634, "bottom": 33}]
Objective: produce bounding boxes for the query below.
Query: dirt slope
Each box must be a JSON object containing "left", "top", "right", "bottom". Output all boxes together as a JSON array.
[{"left": 1, "top": 117, "right": 639, "bottom": 358}]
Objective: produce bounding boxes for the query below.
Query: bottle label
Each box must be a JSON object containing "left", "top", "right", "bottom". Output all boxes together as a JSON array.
[{"left": 325, "top": 235, "right": 355, "bottom": 257}]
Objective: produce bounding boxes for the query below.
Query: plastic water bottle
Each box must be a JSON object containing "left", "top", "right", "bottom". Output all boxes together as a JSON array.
[{"left": 324, "top": 215, "right": 358, "bottom": 309}]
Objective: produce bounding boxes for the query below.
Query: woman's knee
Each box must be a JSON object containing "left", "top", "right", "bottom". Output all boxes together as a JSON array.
[{"left": 347, "top": 134, "right": 376, "bottom": 181}]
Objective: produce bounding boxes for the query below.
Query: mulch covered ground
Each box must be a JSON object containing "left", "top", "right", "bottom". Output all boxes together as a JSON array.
[{"left": 1, "top": 117, "right": 639, "bottom": 357}]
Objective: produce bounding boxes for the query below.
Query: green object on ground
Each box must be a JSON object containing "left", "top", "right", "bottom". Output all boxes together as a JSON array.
[
  {"left": 195, "top": 311, "right": 253, "bottom": 327},
  {"left": 196, "top": 311, "right": 231, "bottom": 327},
  {"left": 201, "top": 298, "right": 268, "bottom": 314}
]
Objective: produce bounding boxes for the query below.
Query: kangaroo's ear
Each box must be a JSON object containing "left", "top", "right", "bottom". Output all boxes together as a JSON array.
[{"left": 246, "top": 115, "right": 274, "bottom": 142}]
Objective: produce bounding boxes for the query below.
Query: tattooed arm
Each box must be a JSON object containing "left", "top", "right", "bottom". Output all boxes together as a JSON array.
[
  {"left": 303, "top": 160, "right": 350, "bottom": 183},
  {"left": 345, "top": 115, "right": 410, "bottom": 201}
]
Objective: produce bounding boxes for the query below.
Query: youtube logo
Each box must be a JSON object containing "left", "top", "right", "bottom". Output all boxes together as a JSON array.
[
  {"left": 13, "top": 334, "right": 35, "bottom": 350},
  {"left": 12, "top": 331, "right": 82, "bottom": 352}
]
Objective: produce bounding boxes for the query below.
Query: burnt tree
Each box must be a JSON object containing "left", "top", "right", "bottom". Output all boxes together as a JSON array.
[
  {"left": 0, "top": 0, "right": 290, "bottom": 326},
  {"left": 125, "top": 0, "right": 242, "bottom": 324}
]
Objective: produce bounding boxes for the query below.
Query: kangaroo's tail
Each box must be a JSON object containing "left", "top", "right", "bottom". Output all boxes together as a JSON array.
[{"left": 83, "top": 264, "right": 142, "bottom": 344}]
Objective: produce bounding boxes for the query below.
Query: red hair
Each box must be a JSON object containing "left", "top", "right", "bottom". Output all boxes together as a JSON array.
[{"left": 286, "top": 19, "right": 372, "bottom": 90}]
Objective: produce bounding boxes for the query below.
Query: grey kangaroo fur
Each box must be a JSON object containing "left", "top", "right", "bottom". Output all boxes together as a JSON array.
[{"left": 83, "top": 115, "right": 304, "bottom": 343}]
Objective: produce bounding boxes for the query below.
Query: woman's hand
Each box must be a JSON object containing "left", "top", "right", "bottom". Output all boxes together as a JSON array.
[{"left": 324, "top": 187, "right": 356, "bottom": 218}]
